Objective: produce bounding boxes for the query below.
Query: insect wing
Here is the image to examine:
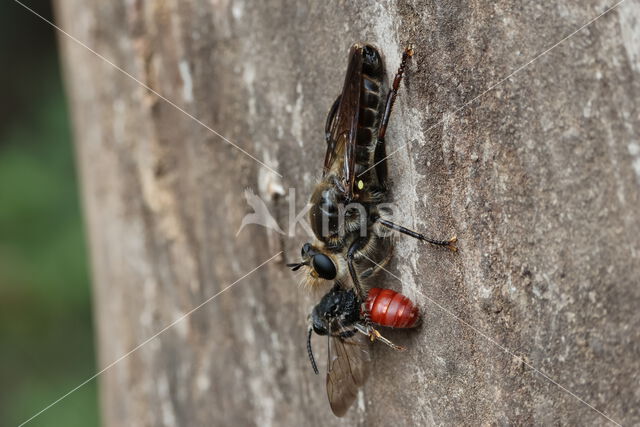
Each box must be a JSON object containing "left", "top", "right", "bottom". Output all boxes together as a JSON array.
[
  {"left": 323, "top": 44, "right": 364, "bottom": 199},
  {"left": 325, "top": 330, "right": 371, "bottom": 417}
]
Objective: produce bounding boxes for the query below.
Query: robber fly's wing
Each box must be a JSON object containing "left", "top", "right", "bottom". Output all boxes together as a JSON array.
[
  {"left": 323, "top": 44, "right": 363, "bottom": 199},
  {"left": 325, "top": 328, "right": 371, "bottom": 417}
]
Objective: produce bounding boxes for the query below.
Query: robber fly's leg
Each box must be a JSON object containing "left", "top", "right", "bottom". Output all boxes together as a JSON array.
[
  {"left": 359, "top": 267, "right": 374, "bottom": 280},
  {"left": 354, "top": 323, "right": 406, "bottom": 351},
  {"left": 325, "top": 95, "right": 341, "bottom": 143},
  {"left": 322, "top": 96, "right": 342, "bottom": 176},
  {"left": 347, "top": 238, "right": 371, "bottom": 323},
  {"left": 377, "top": 46, "right": 414, "bottom": 145},
  {"left": 360, "top": 243, "right": 394, "bottom": 279},
  {"left": 370, "top": 47, "right": 414, "bottom": 188},
  {"left": 346, "top": 238, "right": 368, "bottom": 301},
  {"left": 376, "top": 217, "right": 457, "bottom": 252}
]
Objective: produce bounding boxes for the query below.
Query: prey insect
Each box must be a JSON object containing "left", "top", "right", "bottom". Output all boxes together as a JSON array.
[
  {"left": 307, "top": 284, "right": 421, "bottom": 417},
  {"left": 287, "top": 43, "right": 456, "bottom": 302}
]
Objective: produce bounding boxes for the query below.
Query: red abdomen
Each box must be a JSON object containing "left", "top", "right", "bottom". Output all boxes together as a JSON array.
[{"left": 365, "top": 288, "right": 420, "bottom": 328}]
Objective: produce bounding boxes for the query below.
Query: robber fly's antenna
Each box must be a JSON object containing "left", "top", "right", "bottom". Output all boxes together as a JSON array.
[{"left": 307, "top": 326, "right": 319, "bottom": 375}]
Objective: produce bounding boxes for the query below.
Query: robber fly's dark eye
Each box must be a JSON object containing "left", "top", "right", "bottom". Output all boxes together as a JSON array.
[
  {"left": 312, "top": 254, "right": 337, "bottom": 280},
  {"left": 301, "top": 243, "right": 312, "bottom": 257}
]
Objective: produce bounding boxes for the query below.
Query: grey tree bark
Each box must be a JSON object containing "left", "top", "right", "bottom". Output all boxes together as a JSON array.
[{"left": 56, "top": 1, "right": 640, "bottom": 425}]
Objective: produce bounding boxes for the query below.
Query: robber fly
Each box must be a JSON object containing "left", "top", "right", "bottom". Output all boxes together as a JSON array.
[
  {"left": 287, "top": 43, "right": 456, "bottom": 301},
  {"left": 307, "top": 283, "right": 421, "bottom": 416}
]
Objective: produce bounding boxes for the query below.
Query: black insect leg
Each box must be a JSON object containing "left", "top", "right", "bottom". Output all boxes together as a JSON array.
[
  {"left": 378, "top": 48, "right": 414, "bottom": 142},
  {"left": 346, "top": 237, "right": 371, "bottom": 323},
  {"left": 370, "top": 47, "right": 414, "bottom": 190},
  {"left": 325, "top": 95, "right": 341, "bottom": 143},
  {"left": 376, "top": 217, "right": 457, "bottom": 251},
  {"left": 307, "top": 326, "right": 319, "bottom": 375},
  {"left": 360, "top": 243, "right": 393, "bottom": 279},
  {"left": 346, "top": 237, "right": 368, "bottom": 300},
  {"left": 357, "top": 47, "right": 414, "bottom": 189},
  {"left": 323, "top": 96, "right": 341, "bottom": 176},
  {"left": 378, "top": 46, "right": 413, "bottom": 142}
]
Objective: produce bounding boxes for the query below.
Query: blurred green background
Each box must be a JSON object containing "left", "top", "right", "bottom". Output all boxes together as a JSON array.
[{"left": 0, "top": 1, "right": 98, "bottom": 426}]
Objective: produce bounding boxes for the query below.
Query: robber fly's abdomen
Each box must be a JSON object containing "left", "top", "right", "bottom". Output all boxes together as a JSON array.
[{"left": 354, "top": 46, "right": 385, "bottom": 170}]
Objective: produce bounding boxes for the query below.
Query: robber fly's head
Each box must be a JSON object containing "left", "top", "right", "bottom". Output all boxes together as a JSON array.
[{"left": 287, "top": 243, "right": 340, "bottom": 289}]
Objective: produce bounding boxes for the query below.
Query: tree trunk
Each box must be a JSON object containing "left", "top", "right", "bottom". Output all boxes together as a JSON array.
[{"left": 57, "top": 1, "right": 640, "bottom": 425}]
